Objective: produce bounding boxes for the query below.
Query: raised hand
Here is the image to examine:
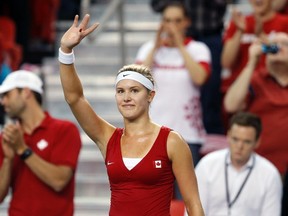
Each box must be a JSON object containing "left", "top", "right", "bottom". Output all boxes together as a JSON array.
[
  {"left": 1, "top": 138, "right": 14, "bottom": 160},
  {"left": 248, "top": 39, "right": 263, "bottom": 61},
  {"left": 231, "top": 8, "right": 246, "bottom": 32},
  {"left": 60, "top": 14, "right": 99, "bottom": 53},
  {"left": 155, "top": 24, "right": 166, "bottom": 49},
  {"left": 2, "top": 121, "right": 26, "bottom": 156}
]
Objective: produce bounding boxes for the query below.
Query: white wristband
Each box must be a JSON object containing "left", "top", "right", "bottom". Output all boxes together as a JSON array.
[{"left": 58, "top": 48, "right": 75, "bottom": 64}]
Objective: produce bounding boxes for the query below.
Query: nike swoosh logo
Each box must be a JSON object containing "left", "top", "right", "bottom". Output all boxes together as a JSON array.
[
  {"left": 123, "top": 74, "right": 130, "bottom": 77},
  {"left": 107, "top": 162, "right": 114, "bottom": 165}
]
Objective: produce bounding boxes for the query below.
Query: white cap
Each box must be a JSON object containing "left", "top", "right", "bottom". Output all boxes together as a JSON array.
[{"left": 0, "top": 70, "right": 43, "bottom": 94}]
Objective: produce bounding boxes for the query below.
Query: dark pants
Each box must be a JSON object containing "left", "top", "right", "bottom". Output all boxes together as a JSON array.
[
  {"left": 174, "top": 143, "right": 202, "bottom": 200},
  {"left": 197, "top": 34, "right": 224, "bottom": 135},
  {"left": 282, "top": 171, "right": 288, "bottom": 216}
]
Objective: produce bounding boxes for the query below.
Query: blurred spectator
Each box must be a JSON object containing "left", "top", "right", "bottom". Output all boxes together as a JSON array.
[
  {"left": 224, "top": 32, "right": 288, "bottom": 216},
  {"left": 184, "top": 0, "right": 229, "bottom": 135},
  {"left": 0, "top": 35, "right": 11, "bottom": 127},
  {"left": 0, "top": 16, "right": 22, "bottom": 71},
  {"left": 0, "top": 16, "right": 22, "bottom": 126},
  {"left": 0, "top": 0, "right": 29, "bottom": 65},
  {"left": 221, "top": 0, "right": 288, "bottom": 130},
  {"left": 29, "top": 0, "right": 60, "bottom": 50},
  {"left": 136, "top": 1, "right": 211, "bottom": 200},
  {"left": 195, "top": 112, "right": 282, "bottom": 216},
  {"left": 150, "top": 0, "right": 229, "bottom": 134},
  {"left": 0, "top": 0, "right": 60, "bottom": 64}
]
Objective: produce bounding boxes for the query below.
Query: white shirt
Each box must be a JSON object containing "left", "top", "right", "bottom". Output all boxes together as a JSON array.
[
  {"left": 195, "top": 149, "right": 282, "bottom": 216},
  {"left": 136, "top": 40, "right": 211, "bottom": 143}
]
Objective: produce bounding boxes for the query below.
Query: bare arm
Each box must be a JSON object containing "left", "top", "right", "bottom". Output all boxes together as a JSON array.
[
  {"left": 0, "top": 158, "right": 13, "bottom": 202},
  {"left": 221, "top": 8, "right": 245, "bottom": 68},
  {"left": 224, "top": 39, "right": 262, "bottom": 112},
  {"left": 170, "top": 24, "right": 208, "bottom": 86},
  {"left": 1, "top": 122, "right": 75, "bottom": 192},
  {"left": 221, "top": 30, "right": 243, "bottom": 68},
  {"left": 59, "top": 14, "right": 115, "bottom": 156},
  {"left": 0, "top": 135, "right": 15, "bottom": 202},
  {"left": 141, "top": 24, "right": 163, "bottom": 68},
  {"left": 21, "top": 154, "right": 73, "bottom": 192},
  {"left": 168, "top": 131, "right": 204, "bottom": 216},
  {"left": 178, "top": 45, "right": 208, "bottom": 86}
]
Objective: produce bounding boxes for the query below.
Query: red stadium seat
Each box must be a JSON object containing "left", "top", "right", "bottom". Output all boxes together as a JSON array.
[{"left": 170, "top": 200, "right": 186, "bottom": 216}]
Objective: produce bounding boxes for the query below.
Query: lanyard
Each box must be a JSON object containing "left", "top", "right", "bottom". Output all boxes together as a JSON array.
[{"left": 224, "top": 153, "right": 255, "bottom": 215}]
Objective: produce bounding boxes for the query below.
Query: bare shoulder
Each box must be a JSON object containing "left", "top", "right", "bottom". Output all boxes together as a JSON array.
[
  {"left": 166, "top": 130, "right": 190, "bottom": 160},
  {"left": 167, "top": 130, "right": 184, "bottom": 145}
]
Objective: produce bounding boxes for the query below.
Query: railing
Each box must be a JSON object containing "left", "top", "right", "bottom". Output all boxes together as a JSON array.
[{"left": 80, "top": 0, "right": 126, "bottom": 66}]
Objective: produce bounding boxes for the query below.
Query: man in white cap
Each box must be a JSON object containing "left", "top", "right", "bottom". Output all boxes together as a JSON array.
[{"left": 0, "top": 70, "right": 82, "bottom": 216}]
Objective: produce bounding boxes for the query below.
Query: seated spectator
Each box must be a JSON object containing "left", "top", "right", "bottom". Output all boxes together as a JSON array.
[
  {"left": 195, "top": 112, "right": 283, "bottom": 216},
  {"left": 221, "top": 0, "right": 288, "bottom": 130},
  {"left": 135, "top": 1, "right": 211, "bottom": 200}
]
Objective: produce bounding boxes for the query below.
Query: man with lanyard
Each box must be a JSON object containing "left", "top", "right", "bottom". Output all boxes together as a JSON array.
[{"left": 195, "top": 112, "right": 282, "bottom": 216}]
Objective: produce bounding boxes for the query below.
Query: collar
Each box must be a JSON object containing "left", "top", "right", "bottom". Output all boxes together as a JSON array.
[
  {"left": 38, "top": 112, "right": 52, "bottom": 129},
  {"left": 258, "top": 67, "right": 270, "bottom": 78},
  {"left": 258, "top": 67, "right": 288, "bottom": 87},
  {"left": 226, "top": 152, "right": 255, "bottom": 170},
  {"left": 23, "top": 112, "right": 51, "bottom": 135}
]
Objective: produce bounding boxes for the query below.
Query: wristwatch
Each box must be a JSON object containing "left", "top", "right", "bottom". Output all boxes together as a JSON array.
[{"left": 20, "top": 148, "right": 33, "bottom": 160}]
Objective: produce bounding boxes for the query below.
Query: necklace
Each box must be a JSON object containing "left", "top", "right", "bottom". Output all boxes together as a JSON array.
[{"left": 224, "top": 153, "right": 255, "bottom": 215}]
